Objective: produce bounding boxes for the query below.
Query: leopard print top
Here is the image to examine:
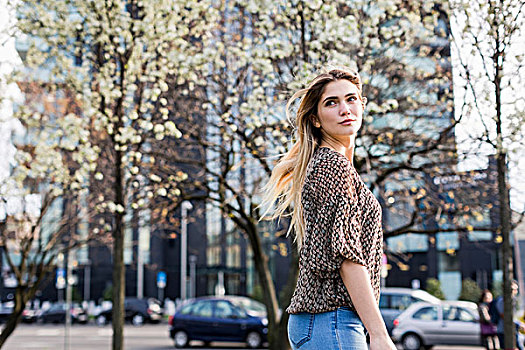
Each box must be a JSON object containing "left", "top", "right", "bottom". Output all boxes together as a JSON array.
[{"left": 286, "top": 147, "right": 383, "bottom": 314}]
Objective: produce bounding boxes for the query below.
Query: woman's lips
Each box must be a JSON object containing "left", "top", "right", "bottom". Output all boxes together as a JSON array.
[{"left": 339, "top": 119, "right": 357, "bottom": 125}]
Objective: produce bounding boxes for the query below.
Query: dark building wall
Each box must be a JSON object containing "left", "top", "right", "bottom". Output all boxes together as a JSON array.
[
  {"left": 149, "top": 199, "right": 208, "bottom": 300},
  {"left": 385, "top": 252, "right": 431, "bottom": 289},
  {"left": 458, "top": 236, "right": 497, "bottom": 290},
  {"left": 272, "top": 236, "right": 293, "bottom": 302}
]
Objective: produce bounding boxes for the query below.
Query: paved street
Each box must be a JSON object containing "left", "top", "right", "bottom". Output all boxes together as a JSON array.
[
  {"left": 3, "top": 324, "right": 484, "bottom": 350},
  {"left": 3, "top": 324, "right": 262, "bottom": 350}
]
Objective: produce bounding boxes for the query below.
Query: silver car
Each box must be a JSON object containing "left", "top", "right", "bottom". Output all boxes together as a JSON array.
[
  {"left": 380, "top": 288, "right": 441, "bottom": 335},
  {"left": 392, "top": 300, "right": 481, "bottom": 350}
]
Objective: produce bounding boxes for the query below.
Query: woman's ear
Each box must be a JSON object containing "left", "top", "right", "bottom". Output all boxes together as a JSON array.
[{"left": 312, "top": 115, "right": 321, "bottom": 128}]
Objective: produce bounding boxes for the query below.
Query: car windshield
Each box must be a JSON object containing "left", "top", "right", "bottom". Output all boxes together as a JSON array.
[{"left": 230, "top": 298, "right": 266, "bottom": 316}]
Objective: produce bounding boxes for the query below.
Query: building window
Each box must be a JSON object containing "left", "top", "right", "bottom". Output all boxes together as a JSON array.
[
  {"left": 468, "top": 230, "right": 492, "bottom": 241},
  {"left": 436, "top": 232, "right": 459, "bottom": 251},
  {"left": 438, "top": 251, "right": 459, "bottom": 271},
  {"left": 438, "top": 251, "right": 461, "bottom": 300},
  {"left": 387, "top": 233, "right": 428, "bottom": 253}
]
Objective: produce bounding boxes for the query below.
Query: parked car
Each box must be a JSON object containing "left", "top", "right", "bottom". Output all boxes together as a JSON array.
[
  {"left": 0, "top": 304, "right": 13, "bottom": 324},
  {"left": 169, "top": 296, "right": 268, "bottom": 348},
  {"left": 95, "top": 298, "right": 163, "bottom": 326},
  {"left": 21, "top": 307, "right": 39, "bottom": 323},
  {"left": 379, "top": 288, "right": 441, "bottom": 335},
  {"left": 392, "top": 300, "right": 481, "bottom": 350},
  {"left": 39, "top": 303, "right": 88, "bottom": 324}
]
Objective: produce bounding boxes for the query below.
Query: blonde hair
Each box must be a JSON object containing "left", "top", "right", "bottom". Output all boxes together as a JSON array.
[{"left": 260, "top": 68, "right": 365, "bottom": 250}]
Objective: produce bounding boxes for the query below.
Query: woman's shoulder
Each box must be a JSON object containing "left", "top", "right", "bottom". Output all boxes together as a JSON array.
[
  {"left": 310, "top": 147, "right": 351, "bottom": 174},
  {"left": 305, "top": 147, "right": 355, "bottom": 193}
]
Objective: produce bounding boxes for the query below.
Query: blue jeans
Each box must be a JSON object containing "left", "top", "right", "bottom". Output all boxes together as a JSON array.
[{"left": 288, "top": 307, "right": 367, "bottom": 350}]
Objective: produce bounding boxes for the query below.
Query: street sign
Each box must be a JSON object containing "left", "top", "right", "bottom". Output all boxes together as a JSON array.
[
  {"left": 157, "top": 271, "right": 167, "bottom": 289},
  {"left": 56, "top": 268, "right": 66, "bottom": 289}
]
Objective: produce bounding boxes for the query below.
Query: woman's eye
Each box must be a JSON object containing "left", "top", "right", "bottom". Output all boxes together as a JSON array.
[
  {"left": 347, "top": 96, "right": 357, "bottom": 102},
  {"left": 325, "top": 100, "right": 336, "bottom": 107}
]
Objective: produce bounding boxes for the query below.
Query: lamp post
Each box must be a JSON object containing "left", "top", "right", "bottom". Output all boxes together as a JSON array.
[
  {"left": 180, "top": 201, "right": 192, "bottom": 301},
  {"left": 84, "top": 259, "right": 91, "bottom": 302},
  {"left": 189, "top": 255, "right": 197, "bottom": 298}
]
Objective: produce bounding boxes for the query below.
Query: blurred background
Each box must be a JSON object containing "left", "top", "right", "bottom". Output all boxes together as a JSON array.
[{"left": 0, "top": 0, "right": 523, "bottom": 349}]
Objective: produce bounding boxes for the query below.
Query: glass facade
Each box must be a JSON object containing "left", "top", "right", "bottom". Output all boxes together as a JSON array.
[{"left": 387, "top": 234, "right": 428, "bottom": 253}]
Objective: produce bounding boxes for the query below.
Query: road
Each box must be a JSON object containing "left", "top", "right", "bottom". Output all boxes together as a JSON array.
[{"left": 3, "top": 324, "right": 484, "bottom": 350}]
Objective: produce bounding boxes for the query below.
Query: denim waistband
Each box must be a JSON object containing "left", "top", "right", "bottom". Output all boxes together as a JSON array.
[{"left": 288, "top": 307, "right": 367, "bottom": 350}]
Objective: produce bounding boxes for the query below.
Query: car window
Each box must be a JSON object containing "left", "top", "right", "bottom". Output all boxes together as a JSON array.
[
  {"left": 457, "top": 308, "right": 476, "bottom": 322},
  {"left": 229, "top": 298, "right": 265, "bottom": 315},
  {"left": 412, "top": 306, "right": 438, "bottom": 321},
  {"left": 192, "top": 301, "right": 213, "bottom": 317},
  {"left": 179, "top": 302, "right": 195, "bottom": 315},
  {"left": 443, "top": 306, "right": 476, "bottom": 322},
  {"left": 214, "top": 301, "right": 239, "bottom": 318},
  {"left": 50, "top": 304, "right": 66, "bottom": 311},
  {"left": 390, "top": 295, "right": 413, "bottom": 311},
  {"left": 443, "top": 306, "right": 458, "bottom": 321}
]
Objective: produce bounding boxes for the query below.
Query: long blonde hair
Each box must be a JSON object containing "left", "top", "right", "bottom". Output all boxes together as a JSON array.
[{"left": 260, "top": 68, "right": 365, "bottom": 250}]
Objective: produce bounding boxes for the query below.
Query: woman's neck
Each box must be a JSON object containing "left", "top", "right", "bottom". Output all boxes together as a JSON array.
[{"left": 320, "top": 136, "right": 355, "bottom": 164}]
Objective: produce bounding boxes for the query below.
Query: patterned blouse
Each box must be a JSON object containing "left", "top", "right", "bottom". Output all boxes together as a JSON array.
[{"left": 286, "top": 147, "right": 384, "bottom": 314}]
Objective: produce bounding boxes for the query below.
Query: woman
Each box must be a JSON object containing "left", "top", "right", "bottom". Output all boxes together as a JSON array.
[
  {"left": 261, "top": 68, "right": 396, "bottom": 350},
  {"left": 478, "top": 290, "right": 498, "bottom": 350}
]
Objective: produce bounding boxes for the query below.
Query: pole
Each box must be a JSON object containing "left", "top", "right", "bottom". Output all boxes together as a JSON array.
[
  {"left": 158, "top": 286, "right": 164, "bottom": 302},
  {"left": 180, "top": 201, "right": 192, "bottom": 301},
  {"left": 137, "top": 247, "right": 143, "bottom": 299},
  {"left": 189, "top": 255, "right": 197, "bottom": 298},
  {"left": 64, "top": 250, "right": 73, "bottom": 350},
  {"left": 84, "top": 260, "right": 91, "bottom": 302}
]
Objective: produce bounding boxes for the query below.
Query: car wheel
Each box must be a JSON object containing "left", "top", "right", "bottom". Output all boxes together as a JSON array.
[
  {"left": 173, "top": 330, "right": 189, "bottom": 348},
  {"left": 402, "top": 333, "right": 423, "bottom": 350},
  {"left": 246, "top": 331, "right": 262, "bottom": 349},
  {"left": 96, "top": 315, "right": 107, "bottom": 326},
  {"left": 132, "top": 314, "right": 144, "bottom": 326}
]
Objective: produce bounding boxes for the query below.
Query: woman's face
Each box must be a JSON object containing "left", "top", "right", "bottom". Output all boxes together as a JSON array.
[
  {"left": 484, "top": 292, "right": 493, "bottom": 303},
  {"left": 314, "top": 79, "right": 364, "bottom": 141}
]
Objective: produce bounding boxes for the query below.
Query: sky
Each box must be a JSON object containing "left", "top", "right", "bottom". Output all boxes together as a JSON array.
[
  {"left": 0, "top": 0, "right": 24, "bottom": 182},
  {"left": 450, "top": 5, "right": 525, "bottom": 213},
  {"left": 0, "top": 2, "right": 524, "bottom": 215}
]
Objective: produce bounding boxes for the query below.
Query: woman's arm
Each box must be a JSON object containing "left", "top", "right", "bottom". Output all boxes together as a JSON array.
[
  {"left": 339, "top": 259, "right": 396, "bottom": 350},
  {"left": 478, "top": 304, "right": 491, "bottom": 323}
]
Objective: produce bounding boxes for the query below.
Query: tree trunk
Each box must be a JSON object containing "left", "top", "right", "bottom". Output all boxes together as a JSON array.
[
  {"left": 245, "top": 221, "right": 281, "bottom": 349},
  {"left": 112, "top": 151, "right": 125, "bottom": 350},
  {"left": 499, "top": 151, "right": 514, "bottom": 349},
  {"left": 493, "top": 38, "right": 514, "bottom": 349},
  {"left": 0, "top": 287, "right": 27, "bottom": 348},
  {"left": 243, "top": 220, "right": 299, "bottom": 350}
]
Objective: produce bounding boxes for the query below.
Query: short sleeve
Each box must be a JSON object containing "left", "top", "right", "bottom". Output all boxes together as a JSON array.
[{"left": 329, "top": 158, "right": 366, "bottom": 267}]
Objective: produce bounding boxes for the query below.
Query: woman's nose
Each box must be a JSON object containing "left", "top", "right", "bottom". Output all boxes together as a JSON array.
[{"left": 339, "top": 101, "right": 351, "bottom": 115}]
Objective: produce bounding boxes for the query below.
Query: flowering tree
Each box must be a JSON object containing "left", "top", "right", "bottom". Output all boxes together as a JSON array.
[
  {"left": 0, "top": 79, "right": 99, "bottom": 347},
  {"left": 450, "top": 0, "right": 525, "bottom": 347},
  {"left": 12, "top": 1, "right": 213, "bottom": 349},
  {"left": 162, "top": 1, "right": 462, "bottom": 348}
]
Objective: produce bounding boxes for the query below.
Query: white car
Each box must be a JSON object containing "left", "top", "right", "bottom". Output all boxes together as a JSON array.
[
  {"left": 380, "top": 288, "right": 441, "bottom": 335},
  {"left": 392, "top": 300, "right": 481, "bottom": 350}
]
